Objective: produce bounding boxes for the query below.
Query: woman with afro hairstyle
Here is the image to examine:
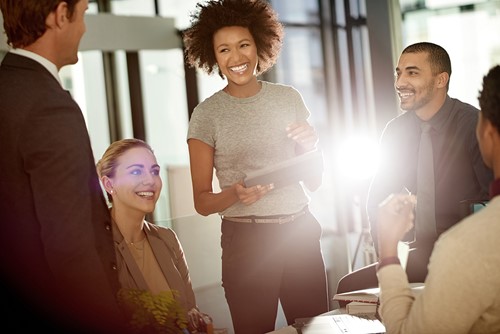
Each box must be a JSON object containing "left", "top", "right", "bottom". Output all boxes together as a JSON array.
[{"left": 183, "top": 0, "right": 329, "bottom": 333}]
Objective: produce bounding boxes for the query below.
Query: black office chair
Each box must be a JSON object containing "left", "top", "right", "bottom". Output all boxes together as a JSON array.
[{"left": 335, "top": 199, "right": 489, "bottom": 305}]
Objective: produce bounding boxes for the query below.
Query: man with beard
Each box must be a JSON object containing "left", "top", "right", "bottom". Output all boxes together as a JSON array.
[
  {"left": 368, "top": 41, "right": 493, "bottom": 280},
  {"left": 337, "top": 42, "right": 493, "bottom": 293}
]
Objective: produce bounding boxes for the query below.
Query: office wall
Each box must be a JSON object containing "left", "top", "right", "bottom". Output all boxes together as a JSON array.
[
  {"left": 166, "top": 165, "right": 222, "bottom": 290},
  {"left": 0, "top": 13, "right": 180, "bottom": 52}
]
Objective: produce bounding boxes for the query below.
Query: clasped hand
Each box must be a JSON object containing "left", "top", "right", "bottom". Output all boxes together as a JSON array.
[{"left": 377, "top": 193, "right": 416, "bottom": 256}]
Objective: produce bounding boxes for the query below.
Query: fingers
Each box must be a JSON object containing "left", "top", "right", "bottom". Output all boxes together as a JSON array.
[
  {"left": 377, "top": 193, "right": 416, "bottom": 245},
  {"left": 286, "top": 121, "right": 318, "bottom": 152},
  {"left": 379, "top": 193, "right": 415, "bottom": 215},
  {"left": 235, "top": 182, "right": 274, "bottom": 205}
]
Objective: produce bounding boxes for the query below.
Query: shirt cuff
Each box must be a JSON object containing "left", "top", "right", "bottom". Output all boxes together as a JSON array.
[{"left": 376, "top": 256, "right": 400, "bottom": 272}]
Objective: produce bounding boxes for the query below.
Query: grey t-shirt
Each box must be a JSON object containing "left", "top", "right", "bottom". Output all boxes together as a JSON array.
[{"left": 187, "top": 81, "right": 312, "bottom": 217}]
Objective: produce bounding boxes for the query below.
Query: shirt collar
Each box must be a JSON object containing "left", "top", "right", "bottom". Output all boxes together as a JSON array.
[
  {"left": 427, "top": 95, "right": 453, "bottom": 131},
  {"left": 9, "top": 48, "right": 62, "bottom": 87},
  {"left": 489, "top": 178, "right": 500, "bottom": 198},
  {"left": 411, "top": 95, "right": 453, "bottom": 132}
]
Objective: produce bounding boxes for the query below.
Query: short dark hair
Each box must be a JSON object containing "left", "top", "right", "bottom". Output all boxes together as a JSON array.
[
  {"left": 0, "top": 0, "right": 80, "bottom": 48},
  {"left": 478, "top": 65, "right": 500, "bottom": 131},
  {"left": 402, "top": 42, "right": 452, "bottom": 90},
  {"left": 182, "top": 0, "right": 284, "bottom": 78}
]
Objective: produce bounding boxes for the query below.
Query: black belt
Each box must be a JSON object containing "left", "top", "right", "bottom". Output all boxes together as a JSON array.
[{"left": 222, "top": 208, "right": 308, "bottom": 224}]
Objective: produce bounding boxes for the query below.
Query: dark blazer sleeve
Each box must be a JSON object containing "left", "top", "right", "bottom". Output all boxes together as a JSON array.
[{"left": 19, "top": 76, "right": 122, "bottom": 328}]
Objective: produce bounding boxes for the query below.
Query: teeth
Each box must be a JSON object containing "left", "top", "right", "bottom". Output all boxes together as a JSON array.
[
  {"left": 137, "top": 192, "right": 154, "bottom": 197},
  {"left": 231, "top": 64, "right": 247, "bottom": 72},
  {"left": 399, "top": 92, "right": 413, "bottom": 98}
]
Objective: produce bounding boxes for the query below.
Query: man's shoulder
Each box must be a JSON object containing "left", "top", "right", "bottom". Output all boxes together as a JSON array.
[
  {"left": 382, "top": 111, "right": 414, "bottom": 135},
  {"left": 1, "top": 53, "right": 61, "bottom": 91},
  {"left": 449, "top": 96, "right": 479, "bottom": 113},
  {"left": 447, "top": 97, "right": 480, "bottom": 126}
]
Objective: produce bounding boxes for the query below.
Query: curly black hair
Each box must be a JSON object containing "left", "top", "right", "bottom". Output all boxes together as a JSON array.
[
  {"left": 182, "top": 0, "right": 284, "bottom": 78},
  {"left": 478, "top": 65, "right": 500, "bottom": 132}
]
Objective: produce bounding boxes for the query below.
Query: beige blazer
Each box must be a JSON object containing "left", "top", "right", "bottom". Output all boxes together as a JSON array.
[{"left": 113, "top": 221, "right": 197, "bottom": 313}]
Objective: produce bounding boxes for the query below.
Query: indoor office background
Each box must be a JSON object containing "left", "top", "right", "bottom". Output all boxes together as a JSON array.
[{"left": 1, "top": 0, "right": 499, "bottom": 332}]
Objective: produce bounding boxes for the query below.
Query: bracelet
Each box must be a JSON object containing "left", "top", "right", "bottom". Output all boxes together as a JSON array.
[{"left": 376, "top": 256, "right": 400, "bottom": 271}]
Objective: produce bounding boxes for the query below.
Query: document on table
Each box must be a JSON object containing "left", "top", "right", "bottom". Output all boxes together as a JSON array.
[{"left": 294, "top": 313, "right": 385, "bottom": 334}]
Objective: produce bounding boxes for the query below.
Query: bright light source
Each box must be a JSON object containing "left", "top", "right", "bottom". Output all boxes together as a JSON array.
[{"left": 334, "top": 135, "right": 380, "bottom": 182}]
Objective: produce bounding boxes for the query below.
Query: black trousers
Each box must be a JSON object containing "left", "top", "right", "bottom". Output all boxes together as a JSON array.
[{"left": 221, "top": 211, "right": 329, "bottom": 334}]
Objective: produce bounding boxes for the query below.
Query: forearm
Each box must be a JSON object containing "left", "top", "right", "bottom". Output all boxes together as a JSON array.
[
  {"left": 378, "top": 239, "right": 399, "bottom": 259},
  {"left": 193, "top": 185, "right": 239, "bottom": 216},
  {"left": 377, "top": 265, "right": 415, "bottom": 334}
]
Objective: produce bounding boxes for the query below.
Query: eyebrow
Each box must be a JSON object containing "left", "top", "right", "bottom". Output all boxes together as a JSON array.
[
  {"left": 396, "top": 65, "right": 420, "bottom": 72},
  {"left": 126, "top": 164, "right": 144, "bottom": 169},
  {"left": 216, "top": 38, "right": 252, "bottom": 49},
  {"left": 126, "top": 164, "right": 160, "bottom": 169}
]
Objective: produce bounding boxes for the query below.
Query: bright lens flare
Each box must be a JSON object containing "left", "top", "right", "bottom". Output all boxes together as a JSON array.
[{"left": 335, "top": 136, "right": 380, "bottom": 182}]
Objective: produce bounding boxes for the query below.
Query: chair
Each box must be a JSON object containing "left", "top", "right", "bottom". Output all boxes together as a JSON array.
[
  {"left": 336, "top": 263, "right": 378, "bottom": 295},
  {"left": 334, "top": 246, "right": 432, "bottom": 309}
]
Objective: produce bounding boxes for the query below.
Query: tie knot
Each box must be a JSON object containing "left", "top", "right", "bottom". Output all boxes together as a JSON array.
[{"left": 421, "top": 122, "right": 432, "bottom": 133}]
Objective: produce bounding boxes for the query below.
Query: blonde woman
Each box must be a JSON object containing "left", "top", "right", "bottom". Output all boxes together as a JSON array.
[{"left": 97, "top": 138, "right": 209, "bottom": 333}]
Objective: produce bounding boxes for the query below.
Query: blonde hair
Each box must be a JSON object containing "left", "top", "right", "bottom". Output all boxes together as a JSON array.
[{"left": 96, "top": 139, "right": 155, "bottom": 202}]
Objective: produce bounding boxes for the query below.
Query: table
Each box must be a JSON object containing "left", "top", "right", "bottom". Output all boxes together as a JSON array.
[{"left": 267, "top": 284, "right": 425, "bottom": 334}]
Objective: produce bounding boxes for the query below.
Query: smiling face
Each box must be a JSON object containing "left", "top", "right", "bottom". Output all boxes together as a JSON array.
[
  {"left": 103, "top": 147, "right": 162, "bottom": 217},
  {"left": 213, "top": 25, "right": 259, "bottom": 95},
  {"left": 394, "top": 51, "right": 447, "bottom": 119}
]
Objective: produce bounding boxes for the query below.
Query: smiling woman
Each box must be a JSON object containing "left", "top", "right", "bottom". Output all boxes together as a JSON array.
[
  {"left": 96, "top": 138, "right": 211, "bottom": 333},
  {"left": 182, "top": 1, "right": 329, "bottom": 333}
]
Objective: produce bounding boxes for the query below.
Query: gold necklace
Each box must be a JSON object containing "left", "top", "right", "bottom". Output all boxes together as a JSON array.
[
  {"left": 128, "top": 238, "right": 146, "bottom": 270},
  {"left": 130, "top": 238, "right": 145, "bottom": 250}
]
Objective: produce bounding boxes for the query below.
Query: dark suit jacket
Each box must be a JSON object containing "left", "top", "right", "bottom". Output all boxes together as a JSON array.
[{"left": 0, "top": 53, "right": 126, "bottom": 332}]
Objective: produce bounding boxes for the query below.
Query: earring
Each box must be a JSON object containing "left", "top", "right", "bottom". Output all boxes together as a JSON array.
[{"left": 110, "top": 190, "right": 114, "bottom": 194}]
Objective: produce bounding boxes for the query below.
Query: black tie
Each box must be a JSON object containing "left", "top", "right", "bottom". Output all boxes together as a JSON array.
[{"left": 416, "top": 122, "right": 437, "bottom": 242}]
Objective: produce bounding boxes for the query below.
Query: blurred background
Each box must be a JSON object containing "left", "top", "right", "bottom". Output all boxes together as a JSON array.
[{"left": 1, "top": 0, "right": 499, "bottom": 331}]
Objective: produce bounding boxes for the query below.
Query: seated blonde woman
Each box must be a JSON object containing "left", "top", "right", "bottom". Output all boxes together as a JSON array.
[{"left": 97, "top": 138, "right": 210, "bottom": 333}]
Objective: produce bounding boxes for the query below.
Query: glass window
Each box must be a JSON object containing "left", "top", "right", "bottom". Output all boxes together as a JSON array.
[
  {"left": 158, "top": 0, "right": 200, "bottom": 29},
  {"left": 272, "top": 0, "right": 320, "bottom": 24},
  {"left": 401, "top": 1, "right": 500, "bottom": 107},
  {"left": 139, "top": 49, "right": 191, "bottom": 221},
  {"left": 60, "top": 51, "right": 111, "bottom": 161},
  {"left": 110, "top": 0, "right": 156, "bottom": 16}
]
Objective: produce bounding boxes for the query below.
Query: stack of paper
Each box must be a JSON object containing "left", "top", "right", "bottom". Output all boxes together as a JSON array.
[
  {"left": 333, "top": 287, "right": 379, "bottom": 315},
  {"left": 346, "top": 301, "right": 378, "bottom": 315},
  {"left": 294, "top": 313, "right": 386, "bottom": 333}
]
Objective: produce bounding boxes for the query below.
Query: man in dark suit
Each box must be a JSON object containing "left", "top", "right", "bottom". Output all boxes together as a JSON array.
[{"left": 0, "top": 1, "right": 125, "bottom": 332}]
